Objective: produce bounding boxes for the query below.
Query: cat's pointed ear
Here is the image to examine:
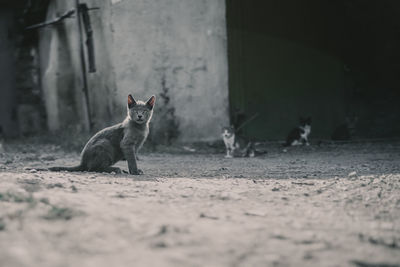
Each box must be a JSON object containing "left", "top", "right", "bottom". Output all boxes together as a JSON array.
[
  {"left": 146, "top": 95, "right": 156, "bottom": 110},
  {"left": 128, "top": 94, "right": 136, "bottom": 108}
]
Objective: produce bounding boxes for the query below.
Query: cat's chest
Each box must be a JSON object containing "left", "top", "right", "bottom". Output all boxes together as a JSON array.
[
  {"left": 223, "top": 135, "right": 236, "bottom": 148},
  {"left": 300, "top": 126, "right": 311, "bottom": 138},
  {"left": 122, "top": 126, "right": 148, "bottom": 145}
]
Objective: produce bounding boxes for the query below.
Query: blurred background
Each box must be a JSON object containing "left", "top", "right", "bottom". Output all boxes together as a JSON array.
[{"left": 1, "top": 0, "right": 399, "bottom": 144}]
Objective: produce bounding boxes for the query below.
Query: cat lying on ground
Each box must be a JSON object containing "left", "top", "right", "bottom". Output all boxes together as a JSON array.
[
  {"left": 331, "top": 116, "right": 358, "bottom": 141},
  {"left": 49, "top": 94, "right": 155, "bottom": 175}
]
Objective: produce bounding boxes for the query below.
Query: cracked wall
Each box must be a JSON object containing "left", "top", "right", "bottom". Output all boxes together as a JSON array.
[
  {"left": 109, "top": 0, "right": 229, "bottom": 142},
  {"left": 39, "top": 0, "right": 229, "bottom": 142}
]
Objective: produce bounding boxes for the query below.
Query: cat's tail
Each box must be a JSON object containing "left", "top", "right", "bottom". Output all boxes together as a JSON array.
[
  {"left": 48, "top": 165, "right": 85, "bottom": 172},
  {"left": 244, "top": 142, "right": 256, "bottom": 157},
  {"left": 282, "top": 142, "right": 290, "bottom": 147},
  {"left": 255, "top": 149, "right": 268, "bottom": 156}
]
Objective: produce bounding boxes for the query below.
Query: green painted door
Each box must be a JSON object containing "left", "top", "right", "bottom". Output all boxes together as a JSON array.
[{"left": 226, "top": 0, "right": 346, "bottom": 140}]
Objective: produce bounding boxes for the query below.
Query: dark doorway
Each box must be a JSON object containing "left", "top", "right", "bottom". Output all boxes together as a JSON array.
[
  {"left": 0, "top": 2, "right": 49, "bottom": 138},
  {"left": 0, "top": 7, "right": 18, "bottom": 137},
  {"left": 226, "top": 0, "right": 400, "bottom": 140}
]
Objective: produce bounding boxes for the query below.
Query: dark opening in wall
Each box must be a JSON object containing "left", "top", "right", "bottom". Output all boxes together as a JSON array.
[
  {"left": 0, "top": 1, "right": 50, "bottom": 137},
  {"left": 341, "top": 0, "right": 400, "bottom": 138},
  {"left": 0, "top": 7, "right": 19, "bottom": 137},
  {"left": 226, "top": 0, "right": 400, "bottom": 140}
]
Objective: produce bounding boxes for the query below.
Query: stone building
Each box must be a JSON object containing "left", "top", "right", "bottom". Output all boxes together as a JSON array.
[
  {"left": 38, "top": 0, "right": 229, "bottom": 143},
  {"left": 1, "top": 0, "right": 400, "bottom": 141}
]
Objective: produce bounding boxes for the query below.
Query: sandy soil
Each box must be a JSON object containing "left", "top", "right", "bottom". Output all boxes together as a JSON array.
[{"left": 0, "top": 141, "right": 399, "bottom": 267}]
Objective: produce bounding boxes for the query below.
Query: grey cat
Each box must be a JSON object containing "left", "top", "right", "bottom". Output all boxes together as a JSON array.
[{"left": 49, "top": 94, "right": 155, "bottom": 175}]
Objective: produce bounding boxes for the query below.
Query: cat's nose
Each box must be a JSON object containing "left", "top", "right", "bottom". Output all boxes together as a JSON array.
[{"left": 138, "top": 115, "right": 143, "bottom": 119}]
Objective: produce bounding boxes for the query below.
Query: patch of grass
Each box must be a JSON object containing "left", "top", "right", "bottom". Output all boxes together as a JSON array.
[
  {"left": 39, "top": 197, "right": 50, "bottom": 205},
  {"left": 43, "top": 206, "right": 80, "bottom": 221},
  {"left": 46, "top": 183, "right": 64, "bottom": 189},
  {"left": 0, "top": 191, "right": 81, "bottom": 222},
  {"left": 0, "top": 192, "right": 35, "bottom": 203},
  {"left": 0, "top": 218, "right": 5, "bottom": 231},
  {"left": 20, "top": 180, "right": 42, "bottom": 193}
]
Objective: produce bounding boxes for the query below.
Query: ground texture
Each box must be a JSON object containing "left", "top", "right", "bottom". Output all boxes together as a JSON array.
[{"left": 0, "top": 141, "right": 400, "bottom": 267}]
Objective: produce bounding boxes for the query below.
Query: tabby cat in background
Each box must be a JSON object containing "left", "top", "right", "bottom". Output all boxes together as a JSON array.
[
  {"left": 331, "top": 116, "right": 358, "bottom": 141},
  {"left": 221, "top": 126, "right": 256, "bottom": 158}
]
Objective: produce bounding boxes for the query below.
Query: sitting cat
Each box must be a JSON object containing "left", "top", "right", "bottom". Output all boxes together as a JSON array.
[
  {"left": 49, "top": 94, "right": 155, "bottom": 175},
  {"left": 221, "top": 126, "right": 256, "bottom": 158},
  {"left": 331, "top": 116, "right": 358, "bottom": 141},
  {"left": 284, "top": 117, "right": 312, "bottom": 146}
]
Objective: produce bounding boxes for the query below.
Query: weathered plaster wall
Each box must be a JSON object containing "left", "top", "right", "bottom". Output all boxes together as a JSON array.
[
  {"left": 39, "top": 0, "right": 229, "bottom": 142},
  {"left": 109, "top": 0, "right": 229, "bottom": 142},
  {"left": 39, "top": 1, "right": 87, "bottom": 132}
]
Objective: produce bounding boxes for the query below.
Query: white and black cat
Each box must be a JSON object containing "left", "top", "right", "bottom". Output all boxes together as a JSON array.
[
  {"left": 221, "top": 126, "right": 256, "bottom": 158},
  {"left": 284, "top": 117, "right": 312, "bottom": 146}
]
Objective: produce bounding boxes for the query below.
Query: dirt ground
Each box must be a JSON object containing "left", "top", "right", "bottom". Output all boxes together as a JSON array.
[{"left": 0, "top": 140, "right": 399, "bottom": 267}]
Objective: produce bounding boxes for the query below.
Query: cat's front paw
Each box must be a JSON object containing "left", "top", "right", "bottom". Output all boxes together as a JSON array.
[{"left": 130, "top": 168, "right": 143, "bottom": 175}]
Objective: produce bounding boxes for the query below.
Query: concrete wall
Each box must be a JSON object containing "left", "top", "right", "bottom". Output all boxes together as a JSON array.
[
  {"left": 39, "top": 1, "right": 112, "bottom": 132},
  {"left": 39, "top": 0, "right": 229, "bottom": 143},
  {"left": 39, "top": 1, "right": 88, "bottom": 132}
]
